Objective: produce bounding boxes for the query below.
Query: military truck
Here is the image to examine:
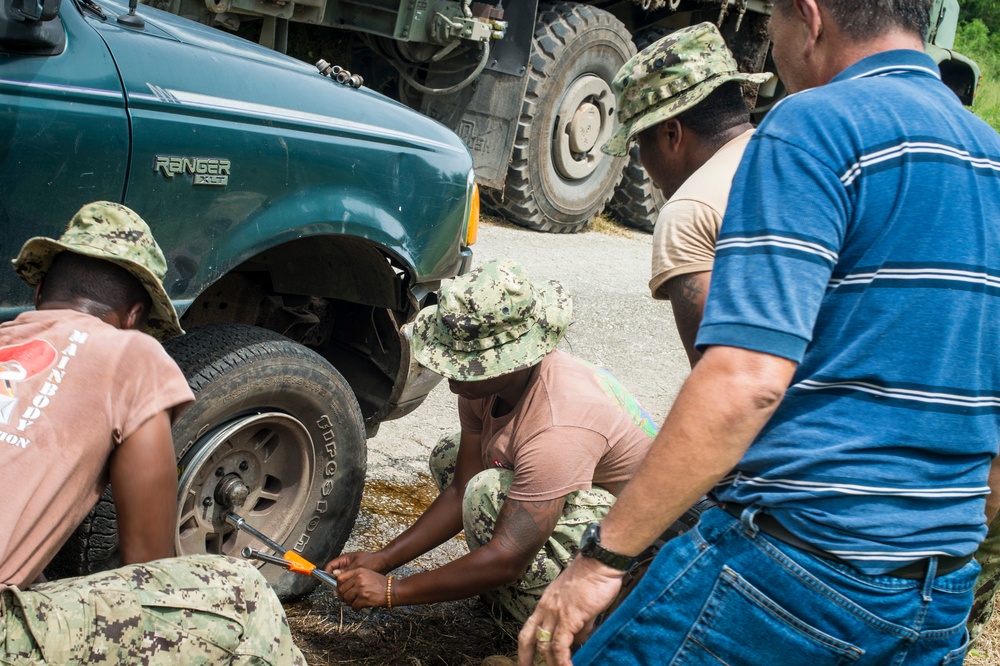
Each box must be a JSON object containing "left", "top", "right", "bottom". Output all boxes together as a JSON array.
[
  {"left": 147, "top": 0, "right": 980, "bottom": 234},
  {"left": 1, "top": 0, "right": 477, "bottom": 598}
]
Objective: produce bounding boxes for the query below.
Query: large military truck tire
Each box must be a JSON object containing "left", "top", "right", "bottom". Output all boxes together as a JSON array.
[
  {"left": 608, "top": 144, "right": 666, "bottom": 233},
  {"left": 607, "top": 26, "right": 673, "bottom": 233},
  {"left": 488, "top": 2, "right": 634, "bottom": 233},
  {"left": 46, "top": 324, "right": 367, "bottom": 601}
]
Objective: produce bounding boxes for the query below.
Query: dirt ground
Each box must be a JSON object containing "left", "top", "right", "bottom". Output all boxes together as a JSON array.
[
  {"left": 287, "top": 475, "right": 521, "bottom": 665},
  {"left": 284, "top": 218, "right": 1000, "bottom": 665}
]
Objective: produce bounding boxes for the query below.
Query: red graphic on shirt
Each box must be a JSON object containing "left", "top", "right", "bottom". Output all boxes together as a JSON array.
[{"left": 0, "top": 339, "right": 58, "bottom": 397}]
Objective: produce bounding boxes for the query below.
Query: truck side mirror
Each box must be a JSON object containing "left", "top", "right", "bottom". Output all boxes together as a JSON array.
[
  {"left": 0, "top": 0, "right": 66, "bottom": 55},
  {"left": 10, "top": 0, "right": 61, "bottom": 22}
]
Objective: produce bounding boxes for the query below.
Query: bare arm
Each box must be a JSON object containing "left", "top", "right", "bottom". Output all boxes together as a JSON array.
[
  {"left": 986, "top": 455, "right": 1000, "bottom": 524},
  {"left": 663, "top": 271, "right": 711, "bottom": 367},
  {"left": 326, "top": 430, "right": 485, "bottom": 576},
  {"left": 347, "top": 494, "right": 565, "bottom": 609},
  {"left": 520, "top": 345, "right": 797, "bottom": 666},
  {"left": 110, "top": 410, "right": 177, "bottom": 564}
]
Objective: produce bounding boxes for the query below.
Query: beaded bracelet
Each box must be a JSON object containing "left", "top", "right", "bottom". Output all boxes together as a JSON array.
[{"left": 386, "top": 575, "right": 394, "bottom": 610}]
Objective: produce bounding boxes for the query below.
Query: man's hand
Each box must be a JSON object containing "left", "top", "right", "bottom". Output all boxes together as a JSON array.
[
  {"left": 324, "top": 550, "right": 388, "bottom": 575},
  {"left": 518, "top": 556, "right": 624, "bottom": 666},
  {"left": 334, "top": 568, "right": 390, "bottom": 611}
]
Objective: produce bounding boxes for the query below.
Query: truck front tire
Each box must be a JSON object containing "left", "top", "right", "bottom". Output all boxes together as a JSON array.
[
  {"left": 45, "top": 324, "right": 367, "bottom": 601},
  {"left": 167, "top": 324, "right": 367, "bottom": 600}
]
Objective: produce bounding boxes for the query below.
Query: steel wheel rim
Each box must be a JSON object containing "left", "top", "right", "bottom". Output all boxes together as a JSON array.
[
  {"left": 176, "top": 412, "right": 315, "bottom": 556},
  {"left": 553, "top": 74, "right": 616, "bottom": 181}
]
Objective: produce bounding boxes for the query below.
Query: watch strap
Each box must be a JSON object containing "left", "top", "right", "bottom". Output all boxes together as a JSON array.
[{"left": 579, "top": 523, "right": 636, "bottom": 571}]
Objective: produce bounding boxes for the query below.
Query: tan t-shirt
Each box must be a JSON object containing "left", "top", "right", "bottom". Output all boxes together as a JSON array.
[
  {"left": 458, "top": 350, "right": 656, "bottom": 501},
  {"left": 650, "top": 129, "right": 754, "bottom": 300},
  {"left": 0, "top": 309, "right": 194, "bottom": 588}
]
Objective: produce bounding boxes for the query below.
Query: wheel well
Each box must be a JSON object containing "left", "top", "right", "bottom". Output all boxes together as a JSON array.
[{"left": 178, "top": 235, "right": 417, "bottom": 431}]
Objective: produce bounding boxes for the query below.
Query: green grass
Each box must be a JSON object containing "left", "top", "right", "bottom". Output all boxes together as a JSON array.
[
  {"left": 972, "top": 76, "right": 1000, "bottom": 131},
  {"left": 955, "top": 19, "right": 1000, "bottom": 132}
]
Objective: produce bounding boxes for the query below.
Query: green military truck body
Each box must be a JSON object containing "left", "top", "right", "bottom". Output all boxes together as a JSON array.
[
  {"left": 1, "top": 0, "right": 476, "bottom": 598},
  {"left": 147, "top": 0, "right": 981, "bottom": 234}
]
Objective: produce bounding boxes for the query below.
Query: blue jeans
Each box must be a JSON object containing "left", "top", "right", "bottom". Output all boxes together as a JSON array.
[{"left": 574, "top": 506, "right": 977, "bottom": 666}]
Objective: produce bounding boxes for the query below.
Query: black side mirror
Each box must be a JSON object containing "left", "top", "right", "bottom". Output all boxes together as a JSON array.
[
  {"left": 10, "top": 0, "right": 60, "bottom": 22},
  {"left": 0, "top": 0, "right": 65, "bottom": 55}
]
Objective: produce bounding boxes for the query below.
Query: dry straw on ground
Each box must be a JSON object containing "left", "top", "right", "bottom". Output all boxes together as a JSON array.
[
  {"left": 480, "top": 212, "right": 637, "bottom": 238},
  {"left": 967, "top": 608, "right": 1000, "bottom": 666},
  {"left": 288, "top": 593, "right": 519, "bottom": 665},
  {"left": 287, "top": 476, "right": 520, "bottom": 665}
]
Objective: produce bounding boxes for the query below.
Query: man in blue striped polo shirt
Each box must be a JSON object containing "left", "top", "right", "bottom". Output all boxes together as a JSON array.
[{"left": 520, "top": 0, "right": 1000, "bottom": 664}]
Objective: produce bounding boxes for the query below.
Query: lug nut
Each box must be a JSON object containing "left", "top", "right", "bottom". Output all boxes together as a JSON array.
[
  {"left": 215, "top": 467, "right": 224, "bottom": 477},
  {"left": 239, "top": 461, "right": 249, "bottom": 471},
  {"left": 203, "top": 497, "right": 213, "bottom": 507}
]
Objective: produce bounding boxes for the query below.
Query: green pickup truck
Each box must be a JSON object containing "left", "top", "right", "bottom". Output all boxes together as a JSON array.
[{"left": 0, "top": 0, "right": 477, "bottom": 598}]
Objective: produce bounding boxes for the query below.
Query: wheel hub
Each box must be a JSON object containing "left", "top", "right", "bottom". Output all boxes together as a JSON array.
[
  {"left": 569, "top": 102, "right": 601, "bottom": 153},
  {"left": 553, "top": 74, "right": 616, "bottom": 181},
  {"left": 175, "top": 412, "right": 315, "bottom": 557},
  {"left": 216, "top": 474, "right": 251, "bottom": 509}
]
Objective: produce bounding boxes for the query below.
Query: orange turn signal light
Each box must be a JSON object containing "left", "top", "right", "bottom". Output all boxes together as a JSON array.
[{"left": 466, "top": 183, "right": 480, "bottom": 246}]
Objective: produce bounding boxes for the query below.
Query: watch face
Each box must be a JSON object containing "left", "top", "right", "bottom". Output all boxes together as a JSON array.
[
  {"left": 580, "top": 523, "right": 600, "bottom": 551},
  {"left": 578, "top": 523, "right": 635, "bottom": 571}
]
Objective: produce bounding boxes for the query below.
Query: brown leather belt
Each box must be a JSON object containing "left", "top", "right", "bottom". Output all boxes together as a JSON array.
[{"left": 721, "top": 503, "right": 974, "bottom": 580}]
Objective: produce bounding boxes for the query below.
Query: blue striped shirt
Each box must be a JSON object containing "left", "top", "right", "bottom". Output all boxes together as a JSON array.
[{"left": 698, "top": 50, "right": 1000, "bottom": 574}]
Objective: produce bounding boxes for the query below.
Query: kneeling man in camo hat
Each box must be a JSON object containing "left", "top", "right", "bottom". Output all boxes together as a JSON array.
[
  {"left": 326, "top": 259, "right": 656, "bottom": 622},
  {"left": 0, "top": 202, "right": 304, "bottom": 664}
]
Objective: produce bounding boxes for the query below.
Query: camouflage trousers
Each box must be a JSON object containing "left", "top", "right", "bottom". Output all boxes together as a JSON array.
[
  {"left": 430, "top": 433, "right": 615, "bottom": 623},
  {"left": 0, "top": 554, "right": 305, "bottom": 665},
  {"left": 970, "top": 515, "right": 1000, "bottom": 646}
]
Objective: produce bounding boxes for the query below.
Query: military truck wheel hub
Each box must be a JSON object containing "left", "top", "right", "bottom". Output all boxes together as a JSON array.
[
  {"left": 554, "top": 75, "right": 615, "bottom": 180},
  {"left": 175, "top": 412, "right": 314, "bottom": 557}
]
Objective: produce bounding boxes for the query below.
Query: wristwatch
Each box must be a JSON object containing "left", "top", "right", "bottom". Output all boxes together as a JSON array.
[{"left": 578, "top": 523, "right": 636, "bottom": 571}]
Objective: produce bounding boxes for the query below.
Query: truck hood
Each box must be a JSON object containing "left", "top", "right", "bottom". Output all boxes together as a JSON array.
[{"left": 94, "top": 0, "right": 471, "bottom": 155}]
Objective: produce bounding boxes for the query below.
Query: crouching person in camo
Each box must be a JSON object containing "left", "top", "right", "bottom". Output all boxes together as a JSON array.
[
  {"left": 0, "top": 202, "right": 305, "bottom": 665},
  {"left": 325, "top": 259, "right": 656, "bottom": 622}
]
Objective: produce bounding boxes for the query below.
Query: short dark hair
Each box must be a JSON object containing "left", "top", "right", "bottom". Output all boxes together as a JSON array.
[
  {"left": 771, "top": 0, "right": 930, "bottom": 41},
  {"left": 674, "top": 81, "right": 750, "bottom": 140},
  {"left": 40, "top": 252, "right": 152, "bottom": 316}
]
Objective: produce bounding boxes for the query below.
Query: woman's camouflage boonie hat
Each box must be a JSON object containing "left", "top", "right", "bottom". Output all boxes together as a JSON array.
[
  {"left": 602, "top": 22, "right": 772, "bottom": 157},
  {"left": 411, "top": 259, "right": 572, "bottom": 381},
  {"left": 12, "top": 201, "right": 184, "bottom": 341}
]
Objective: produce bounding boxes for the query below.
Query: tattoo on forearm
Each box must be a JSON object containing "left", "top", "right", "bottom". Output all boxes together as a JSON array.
[
  {"left": 670, "top": 273, "right": 706, "bottom": 321},
  {"left": 494, "top": 497, "right": 564, "bottom": 559},
  {"left": 666, "top": 272, "right": 710, "bottom": 364}
]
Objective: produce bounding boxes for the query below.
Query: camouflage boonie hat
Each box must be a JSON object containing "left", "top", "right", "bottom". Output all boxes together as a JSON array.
[
  {"left": 410, "top": 259, "right": 572, "bottom": 381},
  {"left": 602, "top": 22, "right": 772, "bottom": 157},
  {"left": 12, "top": 201, "right": 184, "bottom": 341}
]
